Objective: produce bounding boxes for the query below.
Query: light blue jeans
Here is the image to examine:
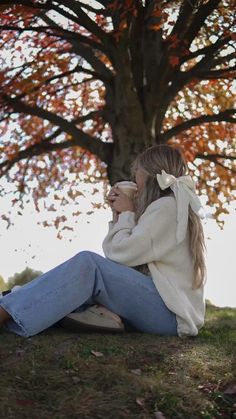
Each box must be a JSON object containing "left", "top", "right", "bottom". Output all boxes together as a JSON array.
[{"left": 0, "top": 251, "right": 178, "bottom": 337}]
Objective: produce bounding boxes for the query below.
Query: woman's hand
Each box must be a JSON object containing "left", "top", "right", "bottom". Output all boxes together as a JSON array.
[{"left": 108, "top": 186, "right": 135, "bottom": 214}]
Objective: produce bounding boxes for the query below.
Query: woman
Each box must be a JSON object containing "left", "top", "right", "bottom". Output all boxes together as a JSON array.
[{"left": 0, "top": 144, "right": 206, "bottom": 337}]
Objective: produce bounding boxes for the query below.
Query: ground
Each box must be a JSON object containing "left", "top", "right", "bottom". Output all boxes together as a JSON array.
[{"left": 0, "top": 303, "right": 235, "bottom": 419}]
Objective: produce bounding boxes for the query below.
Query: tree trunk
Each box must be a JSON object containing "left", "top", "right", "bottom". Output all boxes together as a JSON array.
[{"left": 106, "top": 47, "right": 149, "bottom": 184}]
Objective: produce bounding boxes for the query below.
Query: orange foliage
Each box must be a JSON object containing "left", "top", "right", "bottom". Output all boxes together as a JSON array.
[{"left": 0, "top": 0, "right": 235, "bottom": 233}]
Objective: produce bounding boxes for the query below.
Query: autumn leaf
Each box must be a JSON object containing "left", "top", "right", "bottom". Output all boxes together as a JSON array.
[
  {"left": 169, "top": 55, "right": 180, "bottom": 67},
  {"left": 72, "top": 211, "right": 82, "bottom": 216},
  {"left": 1, "top": 214, "right": 11, "bottom": 228},
  {"left": 154, "top": 411, "right": 166, "bottom": 419},
  {"left": 136, "top": 397, "right": 145, "bottom": 407},
  {"left": 148, "top": 23, "right": 162, "bottom": 31},
  {"left": 91, "top": 202, "right": 102, "bottom": 209},
  {"left": 42, "top": 221, "right": 51, "bottom": 227},
  {"left": 151, "top": 7, "right": 162, "bottom": 18},
  {"left": 91, "top": 350, "right": 104, "bottom": 357},
  {"left": 61, "top": 226, "right": 74, "bottom": 231},
  {"left": 0, "top": 71, "right": 5, "bottom": 84},
  {"left": 71, "top": 376, "right": 81, "bottom": 384}
]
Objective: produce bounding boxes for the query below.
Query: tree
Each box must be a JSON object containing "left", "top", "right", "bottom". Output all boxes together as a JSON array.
[
  {"left": 7, "top": 267, "right": 43, "bottom": 287},
  {"left": 0, "top": 275, "right": 7, "bottom": 292},
  {"left": 0, "top": 0, "right": 235, "bottom": 228}
]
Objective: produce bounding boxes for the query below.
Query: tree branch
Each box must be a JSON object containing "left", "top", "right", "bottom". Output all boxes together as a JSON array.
[
  {"left": 196, "top": 153, "right": 236, "bottom": 161},
  {"left": 184, "top": 51, "right": 236, "bottom": 80},
  {"left": 195, "top": 153, "right": 236, "bottom": 174},
  {"left": 0, "top": 23, "right": 109, "bottom": 56},
  {"left": 9, "top": 66, "right": 82, "bottom": 101},
  {"left": 185, "top": 0, "right": 221, "bottom": 47},
  {"left": 6, "top": 64, "right": 109, "bottom": 101},
  {"left": 76, "top": 2, "right": 109, "bottom": 15},
  {"left": 180, "top": 36, "right": 231, "bottom": 64},
  {"left": 2, "top": 95, "right": 111, "bottom": 162},
  {"left": 73, "top": 110, "right": 104, "bottom": 124},
  {"left": 0, "top": 134, "right": 113, "bottom": 178},
  {"left": 41, "top": 13, "right": 114, "bottom": 85},
  {"left": 208, "top": 52, "right": 236, "bottom": 68},
  {"left": 160, "top": 109, "right": 236, "bottom": 141},
  {"left": 0, "top": 0, "right": 51, "bottom": 11},
  {"left": 70, "top": 43, "right": 114, "bottom": 84},
  {"left": 198, "top": 65, "right": 236, "bottom": 79},
  {"left": 56, "top": 0, "right": 114, "bottom": 50},
  {"left": 0, "top": 27, "right": 113, "bottom": 85},
  {"left": 40, "top": 10, "right": 113, "bottom": 60},
  {"left": 0, "top": 128, "right": 61, "bottom": 176},
  {"left": 169, "top": 0, "right": 198, "bottom": 41}
]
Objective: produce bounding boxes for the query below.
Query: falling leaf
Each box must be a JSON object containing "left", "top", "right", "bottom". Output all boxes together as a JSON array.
[
  {"left": 72, "top": 211, "right": 82, "bottom": 216},
  {"left": 91, "top": 350, "right": 104, "bottom": 358},
  {"left": 92, "top": 202, "right": 102, "bottom": 209},
  {"left": 154, "top": 410, "right": 166, "bottom": 419}
]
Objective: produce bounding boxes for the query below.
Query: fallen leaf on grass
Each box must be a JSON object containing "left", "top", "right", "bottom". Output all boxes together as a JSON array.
[
  {"left": 198, "top": 382, "right": 219, "bottom": 394},
  {"left": 72, "top": 376, "right": 81, "bottom": 384},
  {"left": 136, "top": 397, "right": 145, "bottom": 407},
  {"left": 91, "top": 350, "right": 104, "bottom": 358},
  {"left": 154, "top": 410, "right": 166, "bottom": 419},
  {"left": 130, "top": 369, "right": 142, "bottom": 375}
]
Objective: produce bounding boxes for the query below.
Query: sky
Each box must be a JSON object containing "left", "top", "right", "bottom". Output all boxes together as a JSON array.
[{"left": 0, "top": 182, "right": 235, "bottom": 308}]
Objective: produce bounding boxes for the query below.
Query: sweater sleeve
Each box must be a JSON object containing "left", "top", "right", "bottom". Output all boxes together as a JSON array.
[{"left": 102, "top": 198, "right": 177, "bottom": 267}]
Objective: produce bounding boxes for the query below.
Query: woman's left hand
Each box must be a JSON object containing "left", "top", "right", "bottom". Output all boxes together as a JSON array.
[{"left": 109, "top": 186, "right": 135, "bottom": 213}]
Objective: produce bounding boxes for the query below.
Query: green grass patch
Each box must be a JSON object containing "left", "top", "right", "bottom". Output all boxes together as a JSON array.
[{"left": 0, "top": 303, "right": 235, "bottom": 418}]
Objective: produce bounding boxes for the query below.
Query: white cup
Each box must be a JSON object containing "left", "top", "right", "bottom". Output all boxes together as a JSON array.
[{"left": 115, "top": 181, "right": 137, "bottom": 199}]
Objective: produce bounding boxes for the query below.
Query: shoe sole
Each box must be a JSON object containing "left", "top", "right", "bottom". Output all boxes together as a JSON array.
[{"left": 59, "top": 316, "right": 125, "bottom": 333}]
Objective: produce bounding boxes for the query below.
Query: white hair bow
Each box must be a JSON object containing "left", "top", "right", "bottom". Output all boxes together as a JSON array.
[{"left": 156, "top": 170, "right": 205, "bottom": 243}]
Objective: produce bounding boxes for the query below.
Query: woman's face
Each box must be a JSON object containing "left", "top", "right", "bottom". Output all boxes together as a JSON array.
[{"left": 135, "top": 168, "right": 146, "bottom": 192}]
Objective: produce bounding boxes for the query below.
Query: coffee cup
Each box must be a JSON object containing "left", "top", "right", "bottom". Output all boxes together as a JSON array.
[{"left": 115, "top": 181, "right": 137, "bottom": 199}]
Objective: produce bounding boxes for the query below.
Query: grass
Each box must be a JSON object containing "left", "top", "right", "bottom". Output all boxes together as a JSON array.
[{"left": 0, "top": 302, "right": 235, "bottom": 419}]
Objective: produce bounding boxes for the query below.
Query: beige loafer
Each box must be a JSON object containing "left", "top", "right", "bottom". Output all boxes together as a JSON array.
[{"left": 60, "top": 304, "right": 125, "bottom": 333}]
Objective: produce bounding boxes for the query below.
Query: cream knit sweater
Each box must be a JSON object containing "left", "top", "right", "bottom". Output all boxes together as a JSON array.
[{"left": 102, "top": 196, "right": 205, "bottom": 337}]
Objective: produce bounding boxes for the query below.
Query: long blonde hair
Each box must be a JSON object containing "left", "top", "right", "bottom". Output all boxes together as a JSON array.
[{"left": 131, "top": 144, "right": 206, "bottom": 290}]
